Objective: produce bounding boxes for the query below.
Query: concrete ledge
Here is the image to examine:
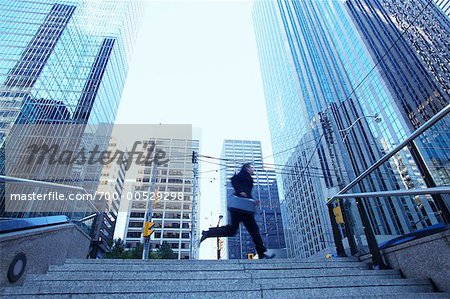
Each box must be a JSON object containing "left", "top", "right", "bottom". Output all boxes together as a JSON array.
[
  {"left": 379, "top": 229, "right": 450, "bottom": 292},
  {"left": 0, "top": 222, "right": 91, "bottom": 287}
]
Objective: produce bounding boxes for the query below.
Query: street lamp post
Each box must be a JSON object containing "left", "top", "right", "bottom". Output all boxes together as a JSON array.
[
  {"left": 340, "top": 114, "right": 382, "bottom": 143},
  {"left": 216, "top": 215, "right": 223, "bottom": 260},
  {"left": 328, "top": 112, "right": 383, "bottom": 256}
]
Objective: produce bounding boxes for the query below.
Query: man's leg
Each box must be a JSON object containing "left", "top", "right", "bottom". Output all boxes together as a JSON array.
[
  {"left": 242, "top": 214, "right": 267, "bottom": 257},
  {"left": 203, "top": 212, "right": 240, "bottom": 239}
]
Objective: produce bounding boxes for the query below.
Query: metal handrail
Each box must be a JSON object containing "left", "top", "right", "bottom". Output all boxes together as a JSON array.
[
  {"left": 327, "top": 104, "right": 450, "bottom": 205},
  {"left": 331, "top": 186, "right": 450, "bottom": 199},
  {"left": 77, "top": 213, "right": 99, "bottom": 223},
  {"left": 325, "top": 104, "right": 450, "bottom": 268}
]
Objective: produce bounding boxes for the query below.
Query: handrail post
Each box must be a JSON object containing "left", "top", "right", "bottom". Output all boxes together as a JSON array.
[
  {"left": 340, "top": 199, "right": 358, "bottom": 255},
  {"left": 327, "top": 202, "right": 347, "bottom": 257},
  {"left": 355, "top": 197, "right": 388, "bottom": 269}
]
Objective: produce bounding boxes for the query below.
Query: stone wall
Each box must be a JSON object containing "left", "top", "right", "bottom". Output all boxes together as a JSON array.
[
  {"left": 379, "top": 230, "right": 450, "bottom": 292},
  {"left": 0, "top": 223, "right": 91, "bottom": 287}
]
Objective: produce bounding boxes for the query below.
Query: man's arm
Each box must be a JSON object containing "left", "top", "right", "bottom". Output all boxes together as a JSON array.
[{"left": 231, "top": 173, "right": 248, "bottom": 197}]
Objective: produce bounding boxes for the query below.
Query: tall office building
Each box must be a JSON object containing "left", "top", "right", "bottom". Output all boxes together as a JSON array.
[
  {"left": 91, "top": 138, "right": 128, "bottom": 257},
  {"left": 220, "top": 140, "right": 285, "bottom": 259},
  {"left": 346, "top": 0, "right": 450, "bottom": 186},
  {"left": 0, "top": 1, "right": 144, "bottom": 218},
  {"left": 435, "top": 0, "right": 450, "bottom": 17},
  {"left": 253, "top": 0, "right": 441, "bottom": 258},
  {"left": 123, "top": 138, "right": 199, "bottom": 260}
]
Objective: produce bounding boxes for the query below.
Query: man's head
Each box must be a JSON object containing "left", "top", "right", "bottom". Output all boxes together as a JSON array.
[{"left": 241, "top": 163, "right": 255, "bottom": 175}]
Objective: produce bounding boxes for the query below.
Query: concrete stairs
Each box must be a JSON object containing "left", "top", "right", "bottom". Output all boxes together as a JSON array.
[{"left": 1, "top": 257, "right": 447, "bottom": 298}]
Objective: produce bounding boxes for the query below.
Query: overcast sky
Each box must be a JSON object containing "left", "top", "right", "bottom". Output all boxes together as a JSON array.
[{"left": 114, "top": 1, "right": 274, "bottom": 259}]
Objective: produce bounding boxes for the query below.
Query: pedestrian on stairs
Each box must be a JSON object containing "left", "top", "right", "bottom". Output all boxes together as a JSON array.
[{"left": 199, "top": 163, "right": 275, "bottom": 259}]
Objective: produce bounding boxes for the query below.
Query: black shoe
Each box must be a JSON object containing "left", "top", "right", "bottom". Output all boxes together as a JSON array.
[
  {"left": 260, "top": 250, "right": 275, "bottom": 259},
  {"left": 199, "top": 231, "right": 208, "bottom": 244}
]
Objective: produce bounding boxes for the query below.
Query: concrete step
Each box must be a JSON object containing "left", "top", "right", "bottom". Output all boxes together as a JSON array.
[
  {"left": 249, "top": 268, "right": 401, "bottom": 279},
  {"left": 304, "top": 256, "right": 361, "bottom": 262},
  {"left": 25, "top": 268, "right": 402, "bottom": 282},
  {"left": 24, "top": 269, "right": 402, "bottom": 281},
  {"left": 64, "top": 257, "right": 361, "bottom": 264},
  {"left": 352, "top": 295, "right": 450, "bottom": 299},
  {"left": 47, "top": 261, "right": 367, "bottom": 272},
  {"left": 351, "top": 294, "right": 450, "bottom": 299},
  {"left": 2, "top": 257, "right": 445, "bottom": 298},
  {"left": 2, "top": 283, "right": 434, "bottom": 297},
  {"left": 244, "top": 262, "right": 366, "bottom": 270},
  {"left": 3, "top": 293, "right": 449, "bottom": 299},
  {"left": 20, "top": 277, "right": 429, "bottom": 289},
  {"left": 24, "top": 271, "right": 251, "bottom": 281},
  {"left": 260, "top": 286, "right": 440, "bottom": 298}
]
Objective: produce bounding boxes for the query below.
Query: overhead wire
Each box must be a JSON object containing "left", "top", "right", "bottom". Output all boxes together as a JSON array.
[
  {"left": 198, "top": 147, "right": 402, "bottom": 179},
  {"left": 196, "top": 157, "right": 336, "bottom": 180}
]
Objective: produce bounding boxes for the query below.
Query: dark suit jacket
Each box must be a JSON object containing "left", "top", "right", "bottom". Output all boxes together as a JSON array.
[{"left": 231, "top": 171, "right": 254, "bottom": 199}]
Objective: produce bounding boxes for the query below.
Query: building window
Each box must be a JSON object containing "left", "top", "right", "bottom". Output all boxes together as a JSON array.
[{"left": 126, "top": 232, "right": 141, "bottom": 238}]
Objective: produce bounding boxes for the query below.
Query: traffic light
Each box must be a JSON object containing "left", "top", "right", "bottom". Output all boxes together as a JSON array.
[
  {"left": 143, "top": 221, "right": 155, "bottom": 237},
  {"left": 219, "top": 239, "right": 223, "bottom": 250},
  {"left": 333, "top": 206, "right": 344, "bottom": 224}
]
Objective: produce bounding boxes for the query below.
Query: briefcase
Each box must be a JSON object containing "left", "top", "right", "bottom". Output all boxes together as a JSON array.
[{"left": 227, "top": 195, "right": 256, "bottom": 214}]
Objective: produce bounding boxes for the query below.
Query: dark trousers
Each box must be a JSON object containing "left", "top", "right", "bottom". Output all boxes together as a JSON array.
[{"left": 205, "top": 211, "right": 267, "bottom": 257}]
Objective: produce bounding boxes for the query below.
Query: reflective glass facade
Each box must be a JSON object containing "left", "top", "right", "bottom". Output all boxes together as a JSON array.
[
  {"left": 347, "top": 0, "right": 450, "bottom": 186},
  {"left": 253, "top": 0, "right": 441, "bottom": 258},
  {"left": 0, "top": 0, "right": 145, "bottom": 218},
  {"left": 435, "top": 0, "right": 450, "bottom": 17}
]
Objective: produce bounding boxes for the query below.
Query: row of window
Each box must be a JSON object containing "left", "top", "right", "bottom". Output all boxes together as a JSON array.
[
  {"left": 126, "top": 231, "right": 190, "bottom": 239},
  {"left": 128, "top": 221, "right": 190, "bottom": 229}
]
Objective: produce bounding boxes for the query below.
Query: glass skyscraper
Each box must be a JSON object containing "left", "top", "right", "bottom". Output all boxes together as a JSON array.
[
  {"left": 253, "top": 0, "right": 442, "bottom": 258},
  {"left": 220, "top": 140, "right": 285, "bottom": 259},
  {"left": 346, "top": 0, "right": 450, "bottom": 186},
  {"left": 435, "top": 0, "right": 450, "bottom": 17},
  {"left": 0, "top": 1, "right": 145, "bottom": 218}
]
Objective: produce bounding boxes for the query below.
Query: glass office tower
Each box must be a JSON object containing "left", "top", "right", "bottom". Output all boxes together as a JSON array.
[
  {"left": 220, "top": 140, "right": 285, "bottom": 259},
  {"left": 434, "top": 0, "right": 450, "bottom": 17},
  {"left": 253, "top": 0, "right": 440, "bottom": 258},
  {"left": 346, "top": 0, "right": 450, "bottom": 186},
  {"left": 0, "top": 0, "right": 145, "bottom": 218}
]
